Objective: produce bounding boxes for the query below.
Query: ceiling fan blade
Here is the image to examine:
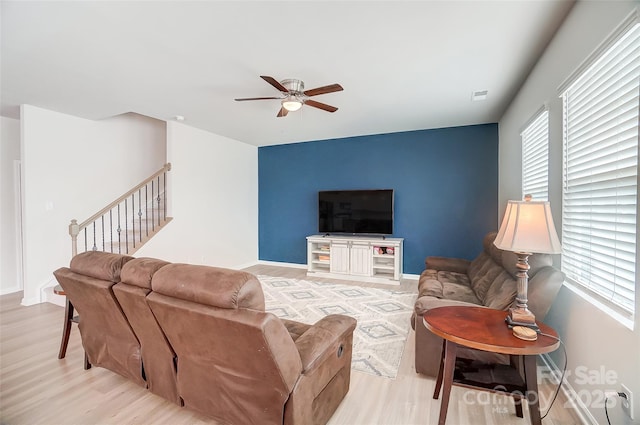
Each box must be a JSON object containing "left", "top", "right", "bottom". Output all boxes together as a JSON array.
[
  {"left": 234, "top": 96, "right": 281, "bottom": 101},
  {"left": 277, "top": 107, "right": 289, "bottom": 117},
  {"left": 305, "top": 99, "right": 338, "bottom": 113},
  {"left": 303, "top": 83, "right": 343, "bottom": 97},
  {"left": 261, "top": 75, "right": 289, "bottom": 93}
]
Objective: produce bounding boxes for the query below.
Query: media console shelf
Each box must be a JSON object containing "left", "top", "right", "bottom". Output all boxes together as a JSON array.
[{"left": 306, "top": 235, "right": 403, "bottom": 285}]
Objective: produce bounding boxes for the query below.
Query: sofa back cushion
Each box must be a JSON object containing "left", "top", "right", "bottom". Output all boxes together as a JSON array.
[
  {"left": 468, "top": 233, "right": 506, "bottom": 304},
  {"left": 69, "top": 250, "right": 133, "bottom": 282},
  {"left": 113, "top": 257, "right": 180, "bottom": 405},
  {"left": 469, "top": 258, "right": 504, "bottom": 304},
  {"left": 483, "top": 270, "right": 518, "bottom": 311},
  {"left": 151, "top": 263, "right": 265, "bottom": 311},
  {"left": 146, "top": 265, "right": 302, "bottom": 424}
]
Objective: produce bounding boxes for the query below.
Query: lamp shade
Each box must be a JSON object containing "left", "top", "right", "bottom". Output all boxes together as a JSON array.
[{"left": 494, "top": 198, "right": 561, "bottom": 254}]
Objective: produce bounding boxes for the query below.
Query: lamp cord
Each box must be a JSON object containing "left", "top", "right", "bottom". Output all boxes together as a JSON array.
[
  {"left": 605, "top": 396, "right": 613, "bottom": 425},
  {"left": 538, "top": 333, "right": 567, "bottom": 420}
]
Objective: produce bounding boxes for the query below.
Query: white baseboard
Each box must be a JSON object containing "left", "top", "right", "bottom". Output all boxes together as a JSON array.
[
  {"left": 0, "top": 285, "right": 22, "bottom": 296},
  {"left": 255, "top": 261, "right": 419, "bottom": 280},
  {"left": 539, "top": 353, "right": 599, "bottom": 425},
  {"left": 257, "top": 260, "right": 308, "bottom": 269},
  {"left": 21, "top": 295, "right": 41, "bottom": 306}
]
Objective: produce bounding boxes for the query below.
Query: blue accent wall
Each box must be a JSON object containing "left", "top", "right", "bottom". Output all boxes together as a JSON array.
[{"left": 258, "top": 124, "right": 498, "bottom": 275}]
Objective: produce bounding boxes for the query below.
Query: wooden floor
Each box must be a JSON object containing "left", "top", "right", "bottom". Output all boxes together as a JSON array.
[{"left": 0, "top": 264, "right": 585, "bottom": 425}]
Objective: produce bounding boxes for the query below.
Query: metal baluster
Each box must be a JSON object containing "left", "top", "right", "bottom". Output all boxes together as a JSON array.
[
  {"left": 125, "top": 199, "right": 129, "bottom": 254},
  {"left": 109, "top": 210, "right": 113, "bottom": 253},
  {"left": 117, "top": 204, "right": 122, "bottom": 254},
  {"left": 92, "top": 221, "right": 97, "bottom": 251},
  {"left": 131, "top": 194, "right": 136, "bottom": 249},
  {"left": 151, "top": 180, "right": 155, "bottom": 232},
  {"left": 145, "top": 184, "right": 149, "bottom": 237},
  {"left": 138, "top": 189, "right": 142, "bottom": 242},
  {"left": 164, "top": 170, "right": 167, "bottom": 221},
  {"left": 157, "top": 176, "right": 161, "bottom": 226},
  {"left": 101, "top": 215, "right": 105, "bottom": 251}
]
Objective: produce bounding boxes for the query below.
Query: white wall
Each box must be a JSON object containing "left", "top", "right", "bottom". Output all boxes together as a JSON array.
[
  {"left": 0, "top": 116, "right": 21, "bottom": 294},
  {"left": 20, "top": 105, "right": 166, "bottom": 305},
  {"left": 498, "top": 2, "right": 640, "bottom": 423},
  {"left": 135, "top": 121, "right": 258, "bottom": 268}
]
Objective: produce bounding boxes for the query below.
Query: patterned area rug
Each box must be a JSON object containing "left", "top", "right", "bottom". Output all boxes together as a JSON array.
[{"left": 258, "top": 275, "right": 417, "bottom": 379}]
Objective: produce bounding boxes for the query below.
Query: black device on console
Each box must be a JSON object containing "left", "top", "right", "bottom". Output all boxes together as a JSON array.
[{"left": 318, "top": 189, "right": 394, "bottom": 235}]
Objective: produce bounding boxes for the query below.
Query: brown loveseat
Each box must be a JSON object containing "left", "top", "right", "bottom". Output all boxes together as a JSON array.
[
  {"left": 410, "top": 232, "right": 564, "bottom": 377},
  {"left": 54, "top": 251, "right": 357, "bottom": 424}
]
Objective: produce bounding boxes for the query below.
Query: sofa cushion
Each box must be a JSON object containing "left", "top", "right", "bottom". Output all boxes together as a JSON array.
[
  {"left": 470, "top": 261, "right": 504, "bottom": 304},
  {"left": 121, "top": 257, "right": 170, "bottom": 289},
  {"left": 484, "top": 270, "right": 518, "bottom": 310},
  {"left": 418, "top": 270, "right": 443, "bottom": 298},
  {"left": 467, "top": 251, "right": 490, "bottom": 284},
  {"left": 70, "top": 251, "right": 133, "bottom": 282},
  {"left": 151, "top": 264, "right": 265, "bottom": 310},
  {"left": 418, "top": 270, "right": 480, "bottom": 305},
  {"left": 437, "top": 270, "right": 468, "bottom": 286},
  {"left": 442, "top": 281, "right": 481, "bottom": 304}
]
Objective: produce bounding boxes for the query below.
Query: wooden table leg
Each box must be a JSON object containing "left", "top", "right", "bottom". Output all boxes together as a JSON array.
[
  {"left": 437, "top": 340, "right": 457, "bottom": 425},
  {"left": 58, "top": 298, "right": 74, "bottom": 359},
  {"left": 523, "top": 355, "right": 541, "bottom": 425},
  {"left": 433, "top": 339, "right": 446, "bottom": 400}
]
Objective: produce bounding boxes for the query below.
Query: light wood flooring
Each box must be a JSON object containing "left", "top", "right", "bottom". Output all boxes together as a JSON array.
[{"left": 0, "top": 264, "right": 585, "bottom": 425}]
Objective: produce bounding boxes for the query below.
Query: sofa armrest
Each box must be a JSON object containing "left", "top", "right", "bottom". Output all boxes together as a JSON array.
[
  {"left": 425, "top": 256, "right": 471, "bottom": 274},
  {"left": 294, "top": 314, "right": 357, "bottom": 373},
  {"left": 411, "top": 295, "right": 485, "bottom": 329}
]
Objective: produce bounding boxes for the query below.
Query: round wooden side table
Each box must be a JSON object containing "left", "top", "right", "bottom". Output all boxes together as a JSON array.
[
  {"left": 54, "top": 285, "right": 90, "bottom": 369},
  {"left": 423, "top": 306, "right": 559, "bottom": 425}
]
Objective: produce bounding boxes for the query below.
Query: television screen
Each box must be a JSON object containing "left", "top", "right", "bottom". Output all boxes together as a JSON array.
[{"left": 319, "top": 189, "right": 393, "bottom": 235}]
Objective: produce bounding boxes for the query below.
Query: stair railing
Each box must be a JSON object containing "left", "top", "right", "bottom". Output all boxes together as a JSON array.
[{"left": 69, "top": 163, "right": 172, "bottom": 257}]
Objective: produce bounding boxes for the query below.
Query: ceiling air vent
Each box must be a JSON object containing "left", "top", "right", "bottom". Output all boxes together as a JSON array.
[{"left": 471, "top": 90, "right": 488, "bottom": 101}]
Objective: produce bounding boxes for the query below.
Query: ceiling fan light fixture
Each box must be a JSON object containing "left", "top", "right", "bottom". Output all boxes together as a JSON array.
[{"left": 282, "top": 96, "right": 303, "bottom": 112}]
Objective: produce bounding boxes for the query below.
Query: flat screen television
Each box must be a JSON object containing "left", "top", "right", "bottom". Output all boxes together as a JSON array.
[{"left": 318, "top": 189, "right": 393, "bottom": 235}]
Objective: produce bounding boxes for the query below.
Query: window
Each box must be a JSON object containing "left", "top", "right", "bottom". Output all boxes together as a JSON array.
[
  {"left": 561, "top": 18, "right": 640, "bottom": 323},
  {"left": 522, "top": 110, "right": 549, "bottom": 201}
]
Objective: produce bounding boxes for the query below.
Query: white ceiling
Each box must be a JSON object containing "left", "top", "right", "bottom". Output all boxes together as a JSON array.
[{"left": 1, "top": 1, "right": 574, "bottom": 147}]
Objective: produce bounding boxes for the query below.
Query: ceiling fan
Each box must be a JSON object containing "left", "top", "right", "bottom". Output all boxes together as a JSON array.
[{"left": 235, "top": 76, "right": 343, "bottom": 117}]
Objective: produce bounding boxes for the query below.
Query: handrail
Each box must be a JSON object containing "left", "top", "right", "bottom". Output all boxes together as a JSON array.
[
  {"left": 69, "top": 163, "right": 171, "bottom": 257},
  {"left": 76, "top": 163, "right": 171, "bottom": 229}
]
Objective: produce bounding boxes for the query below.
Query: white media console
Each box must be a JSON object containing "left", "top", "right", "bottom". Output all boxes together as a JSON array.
[{"left": 306, "top": 234, "right": 403, "bottom": 285}]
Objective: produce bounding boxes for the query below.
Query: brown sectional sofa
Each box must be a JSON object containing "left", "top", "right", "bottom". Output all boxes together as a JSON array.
[
  {"left": 54, "top": 251, "right": 357, "bottom": 425},
  {"left": 410, "top": 232, "right": 565, "bottom": 377}
]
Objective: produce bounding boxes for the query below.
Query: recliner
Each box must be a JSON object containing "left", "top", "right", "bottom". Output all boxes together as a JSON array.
[
  {"left": 113, "top": 257, "right": 180, "bottom": 405},
  {"left": 54, "top": 252, "right": 357, "bottom": 424},
  {"left": 147, "top": 263, "right": 357, "bottom": 425},
  {"left": 53, "top": 251, "right": 143, "bottom": 385}
]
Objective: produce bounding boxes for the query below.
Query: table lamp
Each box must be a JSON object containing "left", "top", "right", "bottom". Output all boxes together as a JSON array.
[{"left": 493, "top": 195, "right": 561, "bottom": 330}]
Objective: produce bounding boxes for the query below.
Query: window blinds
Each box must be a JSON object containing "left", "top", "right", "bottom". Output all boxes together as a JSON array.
[
  {"left": 561, "top": 22, "right": 640, "bottom": 318},
  {"left": 522, "top": 110, "right": 549, "bottom": 201}
]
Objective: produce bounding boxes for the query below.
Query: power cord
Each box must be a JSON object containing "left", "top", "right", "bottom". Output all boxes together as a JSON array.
[
  {"left": 538, "top": 332, "right": 566, "bottom": 420},
  {"left": 605, "top": 392, "right": 628, "bottom": 425}
]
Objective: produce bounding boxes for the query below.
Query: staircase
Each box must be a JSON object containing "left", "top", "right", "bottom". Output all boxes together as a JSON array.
[
  {"left": 69, "top": 163, "right": 172, "bottom": 257},
  {"left": 44, "top": 163, "right": 172, "bottom": 306}
]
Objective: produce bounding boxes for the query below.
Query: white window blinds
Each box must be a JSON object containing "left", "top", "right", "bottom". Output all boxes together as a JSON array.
[
  {"left": 561, "top": 22, "right": 640, "bottom": 319},
  {"left": 522, "top": 110, "right": 549, "bottom": 201}
]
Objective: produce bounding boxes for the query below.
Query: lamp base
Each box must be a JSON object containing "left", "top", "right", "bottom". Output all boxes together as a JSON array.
[
  {"left": 505, "top": 315, "right": 540, "bottom": 332},
  {"left": 508, "top": 305, "right": 536, "bottom": 323}
]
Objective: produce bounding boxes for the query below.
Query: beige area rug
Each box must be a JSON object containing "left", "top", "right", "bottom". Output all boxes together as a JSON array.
[{"left": 258, "top": 275, "right": 417, "bottom": 379}]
